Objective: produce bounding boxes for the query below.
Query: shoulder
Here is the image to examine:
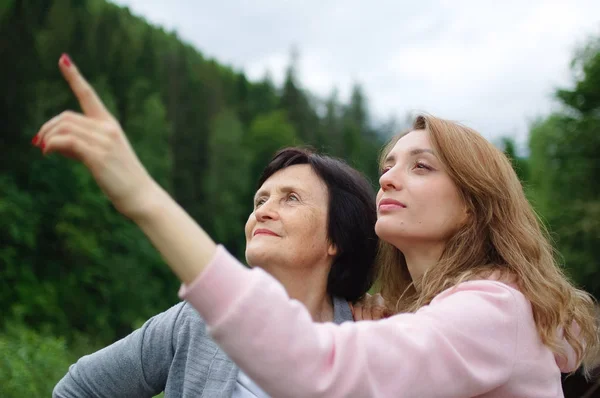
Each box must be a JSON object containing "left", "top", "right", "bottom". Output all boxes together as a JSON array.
[
  {"left": 409, "top": 280, "right": 529, "bottom": 368},
  {"left": 165, "top": 304, "right": 239, "bottom": 393},
  {"left": 143, "top": 301, "right": 207, "bottom": 332},
  {"left": 432, "top": 279, "right": 525, "bottom": 307},
  {"left": 143, "top": 301, "right": 214, "bottom": 347},
  {"left": 171, "top": 302, "right": 237, "bottom": 367},
  {"left": 419, "top": 280, "right": 530, "bottom": 330},
  {"left": 420, "top": 279, "right": 530, "bottom": 339},
  {"left": 170, "top": 301, "right": 212, "bottom": 339}
]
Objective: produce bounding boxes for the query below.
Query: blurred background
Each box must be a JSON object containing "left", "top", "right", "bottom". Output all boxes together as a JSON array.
[{"left": 1, "top": 0, "right": 599, "bottom": 396}]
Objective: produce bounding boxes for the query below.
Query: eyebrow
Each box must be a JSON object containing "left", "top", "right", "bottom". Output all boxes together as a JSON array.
[
  {"left": 254, "top": 185, "right": 303, "bottom": 201},
  {"left": 384, "top": 148, "right": 435, "bottom": 164}
]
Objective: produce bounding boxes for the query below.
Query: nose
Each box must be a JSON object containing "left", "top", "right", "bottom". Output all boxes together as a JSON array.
[
  {"left": 254, "top": 198, "right": 280, "bottom": 222},
  {"left": 379, "top": 167, "right": 401, "bottom": 192}
]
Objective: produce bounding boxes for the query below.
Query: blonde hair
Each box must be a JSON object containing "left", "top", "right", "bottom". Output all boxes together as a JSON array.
[{"left": 377, "top": 114, "right": 599, "bottom": 375}]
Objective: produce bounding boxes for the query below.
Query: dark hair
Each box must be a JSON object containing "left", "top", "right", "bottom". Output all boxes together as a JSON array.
[{"left": 257, "top": 147, "right": 378, "bottom": 302}]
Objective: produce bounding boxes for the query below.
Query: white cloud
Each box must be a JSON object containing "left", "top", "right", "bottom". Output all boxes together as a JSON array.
[{"left": 110, "top": 0, "right": 600, "bottom": 147}]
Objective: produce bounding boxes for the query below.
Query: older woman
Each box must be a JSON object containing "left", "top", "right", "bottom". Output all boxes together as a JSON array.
[
  {"left": 51, "top": 130, "right": 377, "bottom": 394},
  {"left": 41, "top": 55, "right": 599, "bottom": 397}
]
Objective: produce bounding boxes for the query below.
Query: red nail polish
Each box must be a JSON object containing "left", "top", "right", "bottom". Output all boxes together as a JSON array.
[
  {"left": 40, "top": 141, "right": 46, "bottom": 150},
  {"left": 32, "top": 135, "right": 39, "bottom": 145},
  {"left": 61, "top": 53, "right": 72, "bottom": 67}
]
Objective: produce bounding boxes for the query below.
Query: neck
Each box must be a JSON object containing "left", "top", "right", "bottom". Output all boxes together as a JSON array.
[
  {"left": 398, "top": 241, "right": 446, "bottom": 290},
  {"left": 261, "top": 262, "right": 334, "bottom": 323}
]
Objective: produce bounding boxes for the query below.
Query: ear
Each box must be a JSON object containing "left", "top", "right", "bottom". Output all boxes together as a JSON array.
[{"left": 327, "top": 242, "right": 338, "bottom": 257}]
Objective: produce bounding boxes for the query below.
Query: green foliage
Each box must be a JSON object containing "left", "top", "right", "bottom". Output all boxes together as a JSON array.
[
  {"left": 204, "top": 110, "right": 252, "bottom": 257},
  {"left": 500, "top": 137, "right": 529, "bottom": 185},
  {"left": 246, "top": 110, "right": 301, "bottom": 180},
  {"left": 340, "top": 84, "right": 382, "bottom": 182},
  {"left": 0, "top": 323, "right": 71, "bottom": 398},
  {"left": 0, "top": 0, "right": 14, "bottom": 22},
  {"left": 279, "top": 53, "right": 320, "bottom": 143},
  {"left": 527, "top": 35, "right": 600, "bottom": 297},
  {"left": 556, "top": 36, "right": 600, "bottom": 114}
]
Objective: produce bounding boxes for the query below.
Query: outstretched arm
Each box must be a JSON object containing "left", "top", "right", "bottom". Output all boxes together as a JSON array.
[{"left": 177, "top": 246, "right": 521, "bottom": 398}]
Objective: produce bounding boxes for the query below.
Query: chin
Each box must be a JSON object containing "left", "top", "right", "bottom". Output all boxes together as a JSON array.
[
  {"left": 376, "top": 220, "right": 420, "bottom": 250},
  {"left": 375, "top": 218, "right": 402, "bottom": 241},
  {"left": 245, "top": 244, "right": 276, "bottom": 268}
]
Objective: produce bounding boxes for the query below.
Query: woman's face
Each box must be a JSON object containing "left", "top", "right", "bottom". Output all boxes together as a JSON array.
[
  {"left": 375, "top": 129, "right": 467, "bottom": 250},
  {"left": 245, "top": 164, "right": 337, "bottom": 270}
]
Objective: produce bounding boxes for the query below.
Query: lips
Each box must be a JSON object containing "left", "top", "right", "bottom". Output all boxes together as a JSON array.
[
  {"left": 253, "top": 228, "right": 279, "bottom": 237},
  {"left": 378, "top": 198, "right": 406, "bottom": 211}
]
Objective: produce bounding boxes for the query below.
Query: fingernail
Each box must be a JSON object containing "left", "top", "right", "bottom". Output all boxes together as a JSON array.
[
  {"left": 31, "top": 135, "right": 39, "bottom": 145},
  {"left": 61, "top": 53, "right": 72, "bottom": 67},
  {"left": 40, "top": 141, "right": 46, "bottom": 150}
]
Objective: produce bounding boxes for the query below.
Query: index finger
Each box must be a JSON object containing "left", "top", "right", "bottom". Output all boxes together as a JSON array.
[{"left": 59, "top": 54, "right": 112, "bottom": 121}]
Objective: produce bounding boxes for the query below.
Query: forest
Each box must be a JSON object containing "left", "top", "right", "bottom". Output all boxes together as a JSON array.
[{"left": 1, "top": 1, "right": 599, "bottom": 396}]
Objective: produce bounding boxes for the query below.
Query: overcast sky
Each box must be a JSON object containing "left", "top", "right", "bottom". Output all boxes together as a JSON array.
[{"left": 110, "top": 0, "right": 600, "bottom": 148}]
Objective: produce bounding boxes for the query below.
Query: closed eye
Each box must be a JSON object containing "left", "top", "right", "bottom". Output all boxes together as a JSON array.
[{"left": 414, "top": 161, "right": 433, "bottom": 171}]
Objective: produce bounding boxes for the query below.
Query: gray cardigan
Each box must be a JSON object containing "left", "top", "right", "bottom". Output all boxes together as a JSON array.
[{"left": 53, "top": 296, "right": 353, "bottom": 398}]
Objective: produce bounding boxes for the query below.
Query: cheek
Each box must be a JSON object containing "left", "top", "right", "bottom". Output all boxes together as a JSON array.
[
  {"left": 374, "top": 218, "right": 386, "bottom": 238},
  {"left": 300, "top": 210, "right": 329, "bottom": 244},
  {"left": 427, "top": 185, "right": 465, "bottom": 225},
  {"left": 244, "top": 214, "right": 255, "bottom": 241},
  {"left": 376, "top": 189, "right": 384, "bottom": 203},
  {"left": 439, "top": 183, "right": 464, "bottom": 212}
]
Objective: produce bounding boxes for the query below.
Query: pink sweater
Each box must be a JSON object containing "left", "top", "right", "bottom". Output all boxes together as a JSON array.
[{"left": 179, "top": 245, "right": 576, "bottom": 397}]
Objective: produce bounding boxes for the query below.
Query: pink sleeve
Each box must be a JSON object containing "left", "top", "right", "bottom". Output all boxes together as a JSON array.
[{"left": 179, "top": 245, "right": 520, "bottom": 398}]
